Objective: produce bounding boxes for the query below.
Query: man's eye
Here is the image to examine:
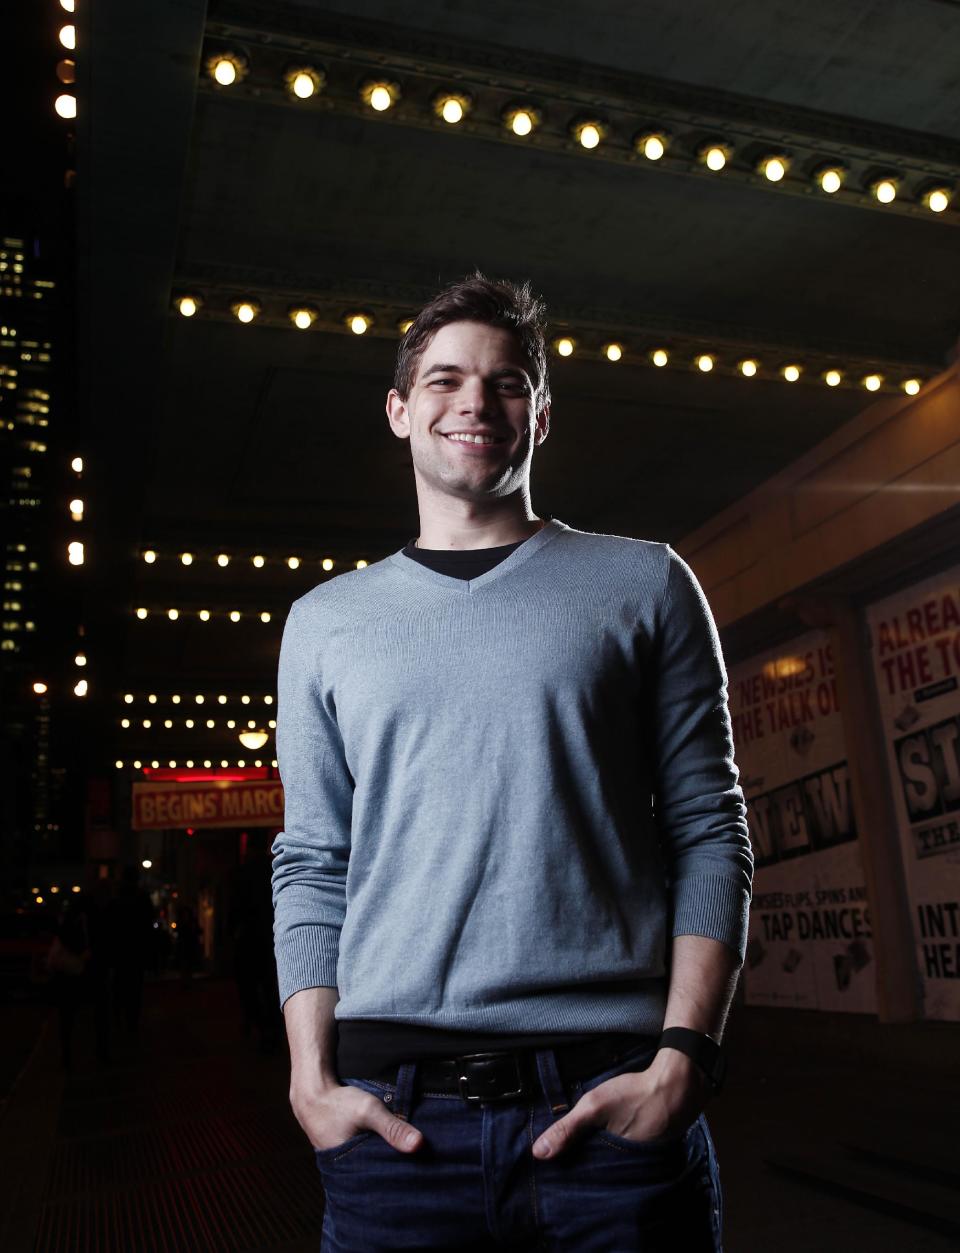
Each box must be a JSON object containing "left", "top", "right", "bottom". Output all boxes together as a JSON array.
[
  {"left": 498, "top": 382, "right": 527, "bottom": 393},
  {"left": 432, "top": 378, "right": 456, "bottom": 387}
]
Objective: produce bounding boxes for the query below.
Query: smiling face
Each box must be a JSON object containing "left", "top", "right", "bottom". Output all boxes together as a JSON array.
[{"left": 386, "top": 320, "right": 550, "bottom": 506}]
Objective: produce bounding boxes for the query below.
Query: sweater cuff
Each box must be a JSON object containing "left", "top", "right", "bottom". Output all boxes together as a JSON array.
[
  {"left": 275, "top": 922, "right": 340, "bottom": 1008},
  {"left": 672, "top": 874, "right": 751, "bottom": 963}
]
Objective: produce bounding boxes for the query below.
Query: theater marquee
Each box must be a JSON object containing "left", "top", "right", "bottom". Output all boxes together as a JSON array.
[{"left": 132, "top": 779, "right": 284, "bottom": 830}]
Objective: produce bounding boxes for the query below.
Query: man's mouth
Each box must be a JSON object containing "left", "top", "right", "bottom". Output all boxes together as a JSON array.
[{"left": 440, "top": 432, "right": 507, "bottom": 445}]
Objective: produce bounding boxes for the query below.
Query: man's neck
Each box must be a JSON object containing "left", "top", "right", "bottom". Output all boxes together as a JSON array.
[{"left": 415, "top": 517, "right": 546, "bottom": 551}]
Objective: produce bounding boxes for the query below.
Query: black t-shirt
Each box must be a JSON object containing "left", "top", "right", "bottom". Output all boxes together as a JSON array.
[{"left": 335, "top": 525, "right": 649, "bottom": 1079}]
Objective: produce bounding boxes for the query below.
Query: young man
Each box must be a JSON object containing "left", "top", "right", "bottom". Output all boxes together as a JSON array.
[{"left": 272, "top": 273, "right": 753, "bottom": 1251}]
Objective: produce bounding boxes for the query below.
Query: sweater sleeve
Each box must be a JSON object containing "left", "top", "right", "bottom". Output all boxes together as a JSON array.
[
  {"left": 650, "top": 546, "right": 754, "bottom": 961},
  {"left": 271, "top": 601, "right": 354, "bottom": 1007}
]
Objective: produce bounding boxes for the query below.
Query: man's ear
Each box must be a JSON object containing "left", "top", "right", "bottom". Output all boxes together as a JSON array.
[
  {"left": 386, "top": 388, "right": 411, "bottom": 439},
  {"left": 534, "top": 402, "right": 551, "bottom": 445}
]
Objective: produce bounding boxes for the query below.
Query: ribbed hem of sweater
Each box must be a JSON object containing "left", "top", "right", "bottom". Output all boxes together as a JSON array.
[
  {"left": 276, "top": 923, "right": 339, "bottom": 1008},
  {"left": 672, "top": 874, "right": 751, "bottom": 962}
]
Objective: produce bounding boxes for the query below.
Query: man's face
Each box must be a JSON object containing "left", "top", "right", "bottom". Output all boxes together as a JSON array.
[{"left": 386, "top": 320, "right": 549, "bottom": 503}]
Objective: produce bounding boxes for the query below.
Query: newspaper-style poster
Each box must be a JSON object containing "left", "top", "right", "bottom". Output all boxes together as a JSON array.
[
  {"left": 729, "top": 630, "right": 876, "bottom": 1012},
  {"left": 866, "top": 566, "right": 960, "bottom": 1020}
]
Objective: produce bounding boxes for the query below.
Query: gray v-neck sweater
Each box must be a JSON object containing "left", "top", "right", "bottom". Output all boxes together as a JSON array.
[{"left": 271, "top": 518, "right": 753, "bottom": 1034}]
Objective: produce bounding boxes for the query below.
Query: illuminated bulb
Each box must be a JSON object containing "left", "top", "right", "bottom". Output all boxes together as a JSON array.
[
  {"left": 241, "top": 695, "right": 251, "bottom": 705},
  {"left": 237, "top": 760, "right": 246, "bottom": 768},
  {"left": 204, "top": 760, "right": 212, "bottom": 768},
  {"left": 555, "top": 337, "right": 575, "bottom": 357},
  {"left": 651, "top": 349, "right": 669, "bottom": 368},
  {"left": 577, "top": 123, "right": 601, "bottom": 150},
  {"left": 872, "top": 179, "right": 897, "bottom": 204},
  {"left": 59, "top": 24, "right": 76, "bottom": 49},
  {"left": 287, "top": 556, "right": 300, "bottom": 569},
  {"left": 169, "top": 761, "right": 176, "bottom": 769},
  {"left": 252, "top": 554, "right": 265, "bottom": 568},
  {"left": 290, "top": 70, "right": 319, "bottom": 100},
  {"left": 260, "top": 611, "right": 271, "bottom": 623},
  {"left": 121, "top": 718, "right": 130, "bottom": 728},
  {"left": 143, "top": 550, "right": 156, "bottom": 563},
  {"left": 172, "top": 695, "right": 181, "bottom": 704},
  {"left": 164, "top": 719, "right": 173, "bottom": 729},
  {"left": 703, "top": 146, "right": 727, "bottom": 171},
  {"left": 227, "top": 720, "right": 236, "bottom": 728},
  {"left": 218, "top": 695, "right": 227, "bottom": 704},
  {"left": 148, "top": 695, "right": 157, "bottom": 704},
  {"left": 638, "top": 133, "right": 665, "bottom": 161},
  {"left": 863, "top": 373, "right": 882, "bottom": 392},
  {"left": 925, "top": 188, "right": 950, "bottom": 214},
  {"left": 68, "top": 540, "right": 84, "bottom": 565},
  {"left": 195, "top": 694, "right": 205, "bottom": 704},
  {"left": 74, "top": 678, "right": 88, "bottom": 697},
  {"left": 185, "top": 719, "right": 194, "bottom": 729},
  {"left": 70, "top": 498, "right": 84, "bottom": 519},
  {"left": 782, "top": 364, "right": 801, "bottom": 382},
  {"left": 60, "top": 0, "right": 75, "bottom": 11},
  {"left": 115, "top": 761, "right": 123, "bottom": 769},
  {"left": 760, "top": 156, "right": 786, "bottom": 182},
  {"left": 33, "top": 681, "right": 48, "bottom": 694},
  {"left": 264, "top": 695, "right": 273, "bottom": 704},
  {"left": 322, "top": 558, "right": 334, "bottom": 571},
  {"left": 36, "top": 897, "right": 44, "bottom": 905},
  {"left": 217, "top": 553, "right": 230, "bottom": 567},
  {"left": 133, "top": 760, "right": 142, "bottom": 769},
  {"left": 369, "top": 85, "right": 394, "bottom": 112},
  {"left": 54, "top": 93, "right": 77, "bottom": 119},
  {"left": 151, "top": 761, "right": 159, "bottom": 769},
  {"left": 74, "top": 652, "right": 86, "bottom": 667},
  {"left": 178, "top": 296, "right": 198, "bottom": 318},
  {"left": 199, "top": 609, "right": 210, "bottom": 621},
  {"left": 212, "top": 57, "right": 238, "bottom": 87},
  {"left": 348, "top": 314, "right": 371, "bottom": 335},
  {"left": 290, "top": 307, "right": 316, "bottom": 330},
  {"left": 136, "top": 607, "right": 148, "bottom": 619},
  {"left": 186, "top": 760, "right": 194, "bottom": 768},
  {"left": 824, "top": 369, "right": 842, "bottom": 387},
  {"left": 142, "top": 859, "right": 153, "bottom": 870},
  {"left": 220, "top": 760, "right": 229, "bottom": 768},
  {"left": 902, "top": 378, "right": 921, "bottom": 396},
  {"left": 71, "top": 456, "right": 83, "bottom": 473},
  {"left": 818, "top": 167, "right": 843, "bottom": 194},
  {"left": 356, "top": 560, "right": 368, "bottom": 570},
  {"left": 124, "top": 694, "right": 134, "bottom": 703},
  {"left": 739, "top": 359, "right": 758, "bottom": 377},
  {"left": 439, "top": 97, "right": 465, "bottom": 124},
  {"left": 206, "top": 719, "right": 214, "bottom": 728},
  {"left": 510, "top": 110, "right": 534, "bottom": 137},
  {"left": 180, "top": 552, "right": 193, "bottom": 566},
  {"left": 168, "top": 608, "right": 179, "bottom": 620},
  {"left": 268, "top": 720, "right": 276, "bottom": 729},
  {"left": 232, "top": 301, "right": 258, "bottom": 324},
  {"left": 229, "top": 610, "right": 241, "bottom": 622},
  {"left": 697, "top": 354, "right": 715, "bottom": 373},
  {"left": 604, "top": 343, "right": 622, "bottom": 362},
  {"left": 397, "top": 319, "right": 414, "bottom": 335}
]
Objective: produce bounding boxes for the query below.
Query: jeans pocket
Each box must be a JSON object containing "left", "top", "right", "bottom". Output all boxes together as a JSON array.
[{"left": 313, "top": 1129, "right": 374, "bottom": 1166}]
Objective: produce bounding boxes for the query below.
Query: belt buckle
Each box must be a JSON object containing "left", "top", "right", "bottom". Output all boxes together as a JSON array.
[{"left": 455, "top": 1051, "right": 525, "bottom": 1105}]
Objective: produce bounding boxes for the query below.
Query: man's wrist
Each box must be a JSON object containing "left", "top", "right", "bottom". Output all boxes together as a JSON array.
[{"left": 657, "top": 1026, "right": 726, "bottom": 1093}]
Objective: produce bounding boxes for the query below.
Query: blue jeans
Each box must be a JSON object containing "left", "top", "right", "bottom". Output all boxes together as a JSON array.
[{"left": 314, "top": 1042, "right": 723, "bottom": 1251}]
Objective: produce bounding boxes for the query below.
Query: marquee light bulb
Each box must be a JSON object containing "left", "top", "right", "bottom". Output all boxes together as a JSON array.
[
  {"left": 349, "top": 313, "right": 372, "bottom": 335},
  {"left": 143, "top": 550, "right": 156, "bottom": 563},
  {"left": 148, "top": 694, "right": 157, "bottom": 704},
  {"left": 210, "top": 56, "right": 241, "bottom": 87},
  {"left": 71, "top": 456, "right": 83, "bottom": 472},
  {"left": 290, "top": 307, "right": 316, "bottom": 330},
  {"left": 363, "top": 81, "right": 398, "bottom": 112},
  {"left": 651, "top": 349, "right": 669, "bottom": 368},
  {"left": 902, "top": 378, "right": 921, "bottom": 396},
  {"left": 124, "top": 693, "right": 134, "bottom": 703},
  {"left": 60, "top": 0, "right": 75, "bottom": 11},
  {"left": 178, "top": 296, "right": 198, "bottom": 317},
  {"left": 697, "top": 354, "right": 715, "bottom": 373},
  {"left": 232, "top": 301, "right": 258, "bottom": 324},
  {"left": 55, "top": 94, "right": 77, "bottom": 119},
  {"left": 69, "top": 498, "right": 84, "bottom": 520},
  {"left": 199, "top": 609, "right": 210, "bottom": 621},
  {"left": 824, "top": 369, "right": 842, "bottom": 387},
  {"left": 555, "top": 337, "right": 575, "bottom": 357},
  {"left": 167, "top": 608, "right": 179, "bottom": 620},
  {"left": 638, "top": 133, "right": 665, "bottom": 161},
  {"left": 702, "top": 145, "right": 727, "bottom": 171},
  {"left": 33, "top": 681, "right": 48, "bottom": 694},
  {"left": 74, "top": 652, "right": 86, "bottom": 667},
  {"left": 322, "top": 558, "right": 334, "bottom": 571},
  {"left": 782, "top": 364, "right": 801, "bottom": 382},
  {"left": 252, "top": 554, "right": 265, "bottom": 568},
  {"left": 576, "top": 123, "right": 601, "bottom": 150},
  {"left": 180, "top": 552, "right": 193, "bottom": 566},
  {"left": 439, "top": 96, "right": 465, "bottom": 124},
  {"left": 863, "top": 373, "right": 883, "bottom": 391},
  {"left": 818, "top": 167, "right": 843, "bottom": 194},
  {"left": 261, "top": 611, "right": 271, "bottom": 623},
  {"left": 74, "top": 678, "right": 88, "bottom": 697},
  {"left": 509, "top": 110, "right": 534, "bottom": 137},
  {"left": 229, "top": 610, "right": 241, "bottom": 622},
  {"left": 760, "top": 156, "right": 786, "bottom": 182},
  {"left": 397, "top": 318, "right": 414, "bottom": 335},
  {"left": 67, "top": 540, "right": 84, "bottom": 565},
  {"left": 356, "top": 560, "right": 368, "bottom": 569},
  {"left": 925, "top": 188, "right": 950, "bottom": 214},
  {"left": 872, "top": 178, "right": 897, "bottom": 204},
  {"left": 287, "top": 556, "right": 300, "bottom": 569},
  {"left": 217, "top": 553, "right": 230, "bottom": 567},
  {"left": 604, "top": 343, "right": 622, "bottom": 362},
  {"left": 288, "top": 70, "right": 320, "bottom": 100},
  {"left": 739, "top": 359, "right": 758, "bottom": 377},
  {"left": 136, "top": 607, "right": 148, "bottom": 619}
]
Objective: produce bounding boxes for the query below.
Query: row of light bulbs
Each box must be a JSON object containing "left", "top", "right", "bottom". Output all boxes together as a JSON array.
[
  {"left": 53, "top": 1, "right": 78, "bottom": 119},
  {"left": 119, "top": 717, "right": 276, "bottom": 732},
  {"left": 172, "top": 294, "right": 925, "bottom": 394},
  {"left": 122, "top": 692, "right": 273, "bottom": 705},
  {"left": 555, "top": 340, "right": 925, "bottom": 394},
  {"left": 140, "top": 549, "right": 361, "bottom": 570},
  {"left": 134, "top": 607, "right": 283, "bottom": 622},
  {"left": 117, "top": 759, "right": 278, "bottom": 770},
  {"left": 202, "top": 51, "right": 954, "bottom": 215}
]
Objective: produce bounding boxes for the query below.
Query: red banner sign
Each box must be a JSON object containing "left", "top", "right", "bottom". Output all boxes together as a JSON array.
[{"left": 132, "top": 779, "right": 284, "bottom": 830}]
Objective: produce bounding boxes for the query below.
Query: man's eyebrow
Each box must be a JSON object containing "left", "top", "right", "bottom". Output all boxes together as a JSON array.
[
  {"left": 421, "top": 363, "right": 463, "bottom": 378},
  {"left": 420, "top": 363, "right": 530, "bottom": 381}
]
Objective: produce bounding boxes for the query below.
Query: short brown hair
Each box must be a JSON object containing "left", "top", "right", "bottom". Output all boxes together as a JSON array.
[{"left": 394, "top": 271, "right": 550, "bottom": 410}]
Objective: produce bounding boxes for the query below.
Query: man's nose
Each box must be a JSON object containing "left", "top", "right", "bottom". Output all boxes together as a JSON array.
[{"left": 457, "top": 377, "right": 495, "bottom": 415}]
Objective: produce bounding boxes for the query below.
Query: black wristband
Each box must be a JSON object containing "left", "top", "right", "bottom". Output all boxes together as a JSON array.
[{"left": 658, "top": 1027, "right": 726, "bottom": 1093}]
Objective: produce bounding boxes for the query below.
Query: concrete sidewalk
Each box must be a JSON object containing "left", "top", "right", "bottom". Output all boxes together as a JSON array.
[{"left": 1, "top": 979, "right": 957, "bottom": 1251}]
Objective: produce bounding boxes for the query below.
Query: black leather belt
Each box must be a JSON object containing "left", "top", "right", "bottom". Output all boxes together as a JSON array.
[{"left": 384, "top": 1033, "right": 658, "bottom": 1105}]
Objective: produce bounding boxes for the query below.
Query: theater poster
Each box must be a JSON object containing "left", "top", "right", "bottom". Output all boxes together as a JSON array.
[
  {"left": 728, "top": 630, "right": 876, "bottom": 1012},
  {"left": 866, "top": 565, "right": 960, "bottom": 1020}
]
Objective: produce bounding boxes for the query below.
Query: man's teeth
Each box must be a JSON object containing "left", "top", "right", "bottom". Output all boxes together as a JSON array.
[{"left": 444, "top": 433, "right": 499, "bottom": 444}]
